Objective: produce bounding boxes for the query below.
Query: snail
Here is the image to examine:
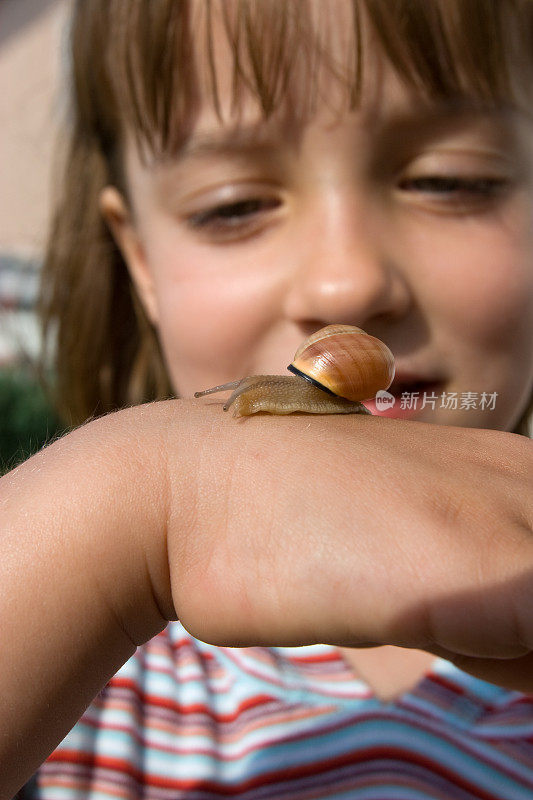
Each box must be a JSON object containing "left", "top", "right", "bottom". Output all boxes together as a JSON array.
[{"left": 194, "top": 324, "right": 395, "bottom": 417}]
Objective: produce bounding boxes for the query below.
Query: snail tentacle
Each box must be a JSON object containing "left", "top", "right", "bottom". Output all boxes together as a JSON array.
[
  {"left": 222, "top": 378, "right": 260, "bottom": 411},
  {"left": 194, "top": 380, "right": 242, "bottom": 398}
]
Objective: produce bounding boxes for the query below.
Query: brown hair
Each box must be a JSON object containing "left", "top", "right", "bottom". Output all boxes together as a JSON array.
[{"left": 40, "top": 0, "right": 533, "bottom": 431}]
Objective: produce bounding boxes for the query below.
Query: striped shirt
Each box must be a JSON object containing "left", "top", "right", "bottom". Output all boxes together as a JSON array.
[{"left": 35, "top": 621, "right": 533, "bottom": 799}]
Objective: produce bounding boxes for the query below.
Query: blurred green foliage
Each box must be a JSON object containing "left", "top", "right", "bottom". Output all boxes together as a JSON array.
[{"left": 0, "top": 367, "right": 66, "bottom": 475}]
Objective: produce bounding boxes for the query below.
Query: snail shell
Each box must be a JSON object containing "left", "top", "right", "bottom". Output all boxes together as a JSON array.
[{"left": 288, "top": 324, "right": 395, "bottom": 401}]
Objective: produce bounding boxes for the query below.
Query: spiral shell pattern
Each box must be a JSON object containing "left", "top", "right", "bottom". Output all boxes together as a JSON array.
[{"left": 289, "top": 324, "right": 395, "bottom": 402}]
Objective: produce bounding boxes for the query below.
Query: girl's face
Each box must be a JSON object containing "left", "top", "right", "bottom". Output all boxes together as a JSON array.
[{"left": 102, "top": 30, "right": 533, "bottom": 431}]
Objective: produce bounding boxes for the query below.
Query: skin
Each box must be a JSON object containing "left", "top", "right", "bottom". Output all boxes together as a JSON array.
[{"left": 1, "top": 8, "right": 533, "bottom": 797}]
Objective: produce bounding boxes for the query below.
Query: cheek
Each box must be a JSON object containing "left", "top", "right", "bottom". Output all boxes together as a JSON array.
[
  {"left": 446, "top": 252, "right": 533, "bottom": 349},
  {"left": 418, "top": 220, "right": 533, "bottom": 426},
  {"left": 415, "top": 215, "right": 533, "bottom": 355},
  {"left": 145, "top": 243, "right": 287, "bottom": 396}
]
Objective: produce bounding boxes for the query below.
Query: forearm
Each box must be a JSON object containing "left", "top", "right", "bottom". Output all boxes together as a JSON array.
[{"left": 0, "top": 403, "right": 176, "bottom": 799}]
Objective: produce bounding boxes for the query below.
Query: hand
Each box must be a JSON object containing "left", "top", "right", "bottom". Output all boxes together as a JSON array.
[{"left": 168, "top": 405, "right": 533, "bottom": 691}]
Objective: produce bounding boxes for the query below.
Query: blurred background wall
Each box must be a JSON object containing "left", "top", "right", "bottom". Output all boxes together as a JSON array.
[{"left": 0, "top": 0, "right": 70, "bottom": 469}]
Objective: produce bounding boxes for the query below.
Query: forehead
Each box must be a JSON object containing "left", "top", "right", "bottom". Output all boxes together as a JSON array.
[
  {"left": 186, "top": 0, "right": 533, "bottom": 152},
  {"left": 118, "top": 0, "right": 533, "bottom": 169}
]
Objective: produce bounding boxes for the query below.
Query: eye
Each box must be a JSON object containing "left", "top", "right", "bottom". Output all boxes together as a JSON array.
[
  {"left": 397, "top": 175, "right": 509, "bottom": 205},
  {"left": 187, "top": 197, "right": 281, "bottom": 236}
]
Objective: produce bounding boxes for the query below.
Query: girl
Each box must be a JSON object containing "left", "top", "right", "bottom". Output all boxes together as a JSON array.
[{"left": 4, "top": 0, "right": 533, "bottom": 797}]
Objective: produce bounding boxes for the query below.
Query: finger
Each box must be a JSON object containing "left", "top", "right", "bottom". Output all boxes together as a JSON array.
[{"left": 424, "top": 646, "right": 533, "bottom": 693}]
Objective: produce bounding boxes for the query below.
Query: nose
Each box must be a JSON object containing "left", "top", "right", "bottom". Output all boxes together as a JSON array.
[{"left": 283, "top": 190, "right": 411, "bottom": 327}]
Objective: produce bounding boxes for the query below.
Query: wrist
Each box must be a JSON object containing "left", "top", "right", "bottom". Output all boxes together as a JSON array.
[{"left": 71, "top": 403, "right": 179, "bottom": 644}]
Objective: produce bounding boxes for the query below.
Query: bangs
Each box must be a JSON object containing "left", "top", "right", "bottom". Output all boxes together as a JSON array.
[{"left": 71, "top": 0, "right": 533, "bottom": 169}]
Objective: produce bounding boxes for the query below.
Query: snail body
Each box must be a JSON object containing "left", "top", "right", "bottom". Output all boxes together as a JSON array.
[{"left": 194, "top": 325, "right": 395, "bottom": 418}]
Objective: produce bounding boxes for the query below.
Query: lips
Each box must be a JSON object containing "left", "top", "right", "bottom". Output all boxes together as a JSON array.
[
  {"left": 388, "top": 376, "right": 442, "bottom": 397},
  {"left": 363, "top": 374, "right": 445, "bottom": 418}
]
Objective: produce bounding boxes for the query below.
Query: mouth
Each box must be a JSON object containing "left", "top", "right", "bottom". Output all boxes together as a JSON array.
[
  {"left": 389, "top": 376, "right": 444, "bottom": 397},
  {"left": 363, "top": 375, "right": 446, "bottom": 418}
]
